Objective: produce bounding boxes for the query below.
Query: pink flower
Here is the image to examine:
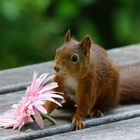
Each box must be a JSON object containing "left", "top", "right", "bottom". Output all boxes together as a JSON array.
[{"left": 0, "top": 71, "right": 63, "bottom": 130}]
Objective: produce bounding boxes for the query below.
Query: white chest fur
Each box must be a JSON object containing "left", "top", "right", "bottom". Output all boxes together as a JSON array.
[{"left": 63, "top": 76, "right": 77, "bottom": 102}]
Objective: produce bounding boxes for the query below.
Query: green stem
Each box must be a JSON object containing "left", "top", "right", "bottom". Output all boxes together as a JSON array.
[{"left": 41, "top": 113, "right": 56, "bottom": 124}]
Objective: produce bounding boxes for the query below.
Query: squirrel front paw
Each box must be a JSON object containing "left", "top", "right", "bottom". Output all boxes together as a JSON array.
[{"left": 72, "top": 115, "right": 84, "bottom": 130}]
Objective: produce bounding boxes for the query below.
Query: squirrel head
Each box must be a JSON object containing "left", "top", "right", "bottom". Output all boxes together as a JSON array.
[{"left": 54, "top": 30, "right": 92, "bottom": 78}]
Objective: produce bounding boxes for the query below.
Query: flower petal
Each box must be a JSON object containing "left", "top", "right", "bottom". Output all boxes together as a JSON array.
[
  {"left": 38, "top": 73, "right": 49, "bottom": 86},
  {"left": 13, "top": 119, "right": 23, "bottom": 130},
  {"left": 40, "top": 82, "right": 58, "bottom": 93},
  {"left": 33, "top": 100, "right": 44, "bottom": 105},
  {"left": 32, "top": 71, "right": 38, "bottom": 84},
  {"left": 33, "top": 107, "right": 44, "bottom": 128},
  {"left": 39, "top": 75, "right": 55, "bottom": 87},
  {"left": 34, "top": 104, "right": 47, "bottom": 114},
  {"left": 46, "top": 97, "right": 62, "bottom": 107},
  {"left": 38, "top": 93, "right": 64, "bottom": 101}
]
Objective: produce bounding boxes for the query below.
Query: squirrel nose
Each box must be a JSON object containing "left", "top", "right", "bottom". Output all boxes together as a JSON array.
[{"left": 54, "top": 66, "right": 60, "bottom": 72}]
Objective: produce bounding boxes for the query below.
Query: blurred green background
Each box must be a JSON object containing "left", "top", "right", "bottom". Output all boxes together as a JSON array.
[{"left": 0, "top": 0, "right": 140, "bottom": 70}]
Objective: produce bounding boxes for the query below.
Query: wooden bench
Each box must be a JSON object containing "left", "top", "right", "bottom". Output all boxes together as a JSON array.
[{"left": 0, "top": 44, "right": 140, "bottom": 140}]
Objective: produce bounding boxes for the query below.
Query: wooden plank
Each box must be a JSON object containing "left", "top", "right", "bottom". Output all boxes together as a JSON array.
[
  {"left": 40, "top": 117, "right": 140, "bottom": 140},
  {"left": 108, "top": 44, "right": 140, "bottom": 67},
  {"left": 0, "top": 44, "right": 140, "bottom": 94},
  {"left": 0, "top": 61, "right": 53, "bottom": 94}
]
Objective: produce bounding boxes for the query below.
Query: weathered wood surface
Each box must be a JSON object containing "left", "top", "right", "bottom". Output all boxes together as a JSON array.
[
  {"left": 2, "top": 104, "right": 140, "bottom": 140},
  {"left": 0, "top": 44, "right": 140, "bottom": 140},
  {"left": 39, "top": 117, "right": 140, "bottom": 140}
]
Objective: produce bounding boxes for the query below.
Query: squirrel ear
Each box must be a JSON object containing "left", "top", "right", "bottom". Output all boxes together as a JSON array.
[
  {"left": 80, "top": 35, "right": 92, "bottom": 50},
  {"left": 79, "top": 35, "right": 92, "bottom": 57},
  {"left": 64, "top": 30, "right": 71, "bottom": 42}
]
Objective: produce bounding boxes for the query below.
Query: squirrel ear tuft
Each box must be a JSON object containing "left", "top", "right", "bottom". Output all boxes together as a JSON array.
[
  {"left": 64, "top": 30, "right": 71, "bottom": 42},
  {"left": 80, "top": 35, "right": 92, "bottom": 49}
]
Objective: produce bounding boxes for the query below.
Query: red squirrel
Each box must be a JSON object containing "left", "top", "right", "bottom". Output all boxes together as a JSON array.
[{"left": 44, "top": 31, "right": 140, "bottom": 130}]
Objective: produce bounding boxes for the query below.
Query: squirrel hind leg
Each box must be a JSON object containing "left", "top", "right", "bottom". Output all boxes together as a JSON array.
[{"left": 88, "top": 109, "right": 104, "bottom": 118}]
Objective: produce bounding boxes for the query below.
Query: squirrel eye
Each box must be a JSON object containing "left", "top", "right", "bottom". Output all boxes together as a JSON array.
[{"left": 71, "top": 54, "right": 79, "bottom": 63}]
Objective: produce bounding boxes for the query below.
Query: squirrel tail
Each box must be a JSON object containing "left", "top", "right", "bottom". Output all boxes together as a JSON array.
[{"left": 119, "top": 66, "right": 140, "bottom": 104}]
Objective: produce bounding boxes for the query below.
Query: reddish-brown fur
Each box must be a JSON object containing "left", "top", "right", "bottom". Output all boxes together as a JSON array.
[
  {"left": 44, "top": 31, "right": 140, "bottom": 130},
  {"left": 119, "top": 66, "right": 140, "bottom": 104}
]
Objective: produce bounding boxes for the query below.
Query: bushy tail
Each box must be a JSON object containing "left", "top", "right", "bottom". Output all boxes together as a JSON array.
[{"left": 119, "top": 65, "right": 140, "bottom": 104}]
